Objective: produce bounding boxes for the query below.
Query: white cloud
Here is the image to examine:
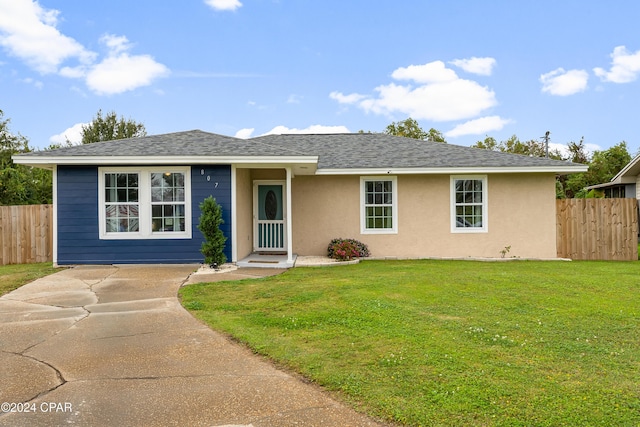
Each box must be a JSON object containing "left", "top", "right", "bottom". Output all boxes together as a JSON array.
[
  {"left": 329, "top": 91, "right": 366, "bottom": 104},
  {"left": 540, "top": 68, "right": 589, "bottom": 96},
  {"left": 391, "top": 61, "right": 458, "bottom": 84},
  {"left": 204, "top": 0, "right": 242, "bottom": 11},
  {"left": 100, "top": 34, "right": 131, "bottom": 55},
  {"left": 0, "top": 2, "right": 168, "bottom": 95},
  {"left": 85, "top": 40, "right": 169, "bottom": 95},
  {"left": 594, "top": 46, "right": 640, "bottom": 83},
  {"left": 449, "top": 57, "right": 496, "bottom": 76},
  {"left": 21, "top": 77, "right": 43, "bottom": 88},
  {"left": 263, "top": 125, "right": 350, "bottom": 135},
  {"left": 445, "top": 116, "right": 511, "bottom": 137},
  {"left": 0, "top": 0, "right": 95, "bottom": 73},
  {"left": 235, "top": 128, "right": 254, "bottom": 139},
  {"left": 49, "top": 122, "right": 87, "bottom": 145},
  {"left": 287, "top": 94, "right": 302, "bottom": 104},
  {"left": 548, "top": 142, "right": 598, "bottom": 160},
  {"left": 331, "top": 60, "right": 497, "bottom": 122},
  {"left": 60, "top": 34, "right": 168, "bottom": 95}
]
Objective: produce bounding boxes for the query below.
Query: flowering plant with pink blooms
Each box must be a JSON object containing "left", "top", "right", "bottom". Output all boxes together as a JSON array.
[{"left": 327, "top": 238, "right": 370, "bottom": 261}]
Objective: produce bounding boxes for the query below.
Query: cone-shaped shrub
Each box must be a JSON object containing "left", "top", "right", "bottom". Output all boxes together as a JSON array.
[{"left": 198, "top": 196, "right": 227, "bottom": 267}]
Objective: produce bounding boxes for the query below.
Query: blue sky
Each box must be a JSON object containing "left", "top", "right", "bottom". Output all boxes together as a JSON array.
[{"left": 2, "top": 0, "right": 640, "bottom": 156}]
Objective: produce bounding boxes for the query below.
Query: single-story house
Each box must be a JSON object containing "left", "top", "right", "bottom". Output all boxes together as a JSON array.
[
  {"left": 585, "top": 154, "right": 640, "bottom": 199},
  {"left": 13, "top": 130, "right": 587, "bottom": 267}
]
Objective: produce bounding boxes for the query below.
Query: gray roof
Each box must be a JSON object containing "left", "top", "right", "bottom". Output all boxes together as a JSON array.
[
  {"left": 14, "top": 129, "right": 586, "bottom": 173},
  {"left": 251, "top": 133, "right": 580, "bottom": 170},
  {"left": 20, "top": 130, "right": 307, "bottom": 158}
]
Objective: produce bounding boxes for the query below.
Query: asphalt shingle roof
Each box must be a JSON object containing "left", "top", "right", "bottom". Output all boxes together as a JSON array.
[
  {"left": 22, "top": 130, "right": 305, "bottom": 158},
  {"left": 251, "top": 133, "right": 578, "bottom": 169},
  {"left": 16, "top": 129, "right": 583, "bottom": 171}
]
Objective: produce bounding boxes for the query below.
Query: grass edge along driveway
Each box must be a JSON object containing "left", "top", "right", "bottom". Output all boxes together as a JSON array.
[
  {"left": 180, "top": 260, "right": 640, "bottom": 427},
  {"left": 0, "top": 262, "right": 58, "bottom": 296}
]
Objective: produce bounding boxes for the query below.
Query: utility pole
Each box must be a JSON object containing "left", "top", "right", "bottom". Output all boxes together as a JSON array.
[{"left": 542, "top": 131, "right": 550, "bottom": 158}]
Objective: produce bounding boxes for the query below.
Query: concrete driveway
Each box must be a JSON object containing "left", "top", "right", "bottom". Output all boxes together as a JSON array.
[{"left": 0, "top": 265, "right": 384, "bottom": 426}]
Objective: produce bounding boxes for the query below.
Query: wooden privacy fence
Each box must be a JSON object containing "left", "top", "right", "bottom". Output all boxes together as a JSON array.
[
  {"left": 0, "top": 204, "right": 53, "bottom": 265},
  {"left": 557, "top": 198, "right": 638, "bottom": 261}
]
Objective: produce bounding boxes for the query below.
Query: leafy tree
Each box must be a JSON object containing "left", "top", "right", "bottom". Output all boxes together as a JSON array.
[
  {"left": 578, "top": 141, "right": 631, "bottom": 195},
  {"left": 426, "top": 127, "right": 447, "bottom": 143},
  {"left": 472, "top": 134, "right": 562, "bottom": 159},
  {"left": 198, "top": 196, "right": 227, "bottom": 267},
  {"left": 556, "top": 137, "right": 590, "bottom": 198},
  {"left": 561, "top": 141, "right": 631, "bottom": 198},
  {"left": 585, "top": 141, "right": 631, "bottom": 184},
  {"left": 566, "top": 137, "right": 589, "bottom": 164},
  {"left": 472, "top": 134, "right": 632, "bottom": 199},
  {"left": 560, "top": 173, "right": 588, "bottom": 199},
  {"left": 79, "top": 109, "right": 146, "bottom": 144},
  {"left": 384, "top": 118, "right": 446, "bottom": 142},
  {"left": 0, "top": 110, "right": 52, "bottom": 205},
  {"left": 473, "top": 136, "right": 499, "bottom": 151}
]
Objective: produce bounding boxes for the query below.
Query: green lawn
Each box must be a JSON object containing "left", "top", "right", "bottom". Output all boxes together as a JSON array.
[
  {"left": 180, "top": 260, "right": 640, "bottom": 426},
  {"left": 0, "top": 262, "right": 59, "bottom": 296}
]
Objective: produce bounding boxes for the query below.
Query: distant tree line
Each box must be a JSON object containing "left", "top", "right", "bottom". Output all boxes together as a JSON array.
[
  {"left": 382, "top": 118, "right": 633, "bottom": 199},
  {"left": 1, "top": 111, "right": 634, "bottom": 204},
  {"left": 471, "top": 134, "right": 631, "bottom": 198},
  {"left": 0, "top": 109, "right": 146, "bottom": 205}
]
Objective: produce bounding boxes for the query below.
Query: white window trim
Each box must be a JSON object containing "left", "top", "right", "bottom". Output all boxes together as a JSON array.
[
  {"left": 360, "top": 176, "right": 398, "bottom": 234},
  {"left": 98, "top": 167, "right": 192, "bottom": 240},
  {"left": 450, "top": 175, "right": 488, "bottom": 234}
]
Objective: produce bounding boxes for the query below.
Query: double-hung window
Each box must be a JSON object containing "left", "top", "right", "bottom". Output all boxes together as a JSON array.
[
  {"left": 151, "top": 172, "right": 186, "bottom": 233},
  {"left": 361, "top": 176, "right": 397, "bottom": 234},
  {"left": 451, "top": 175, "right": 487, "bottom": 233},
  {"left": 104, "top": 172, "right": 139, "bottom": 233},
  {"left": 99, "top": 167, "right": 191, "bottom": 239}
]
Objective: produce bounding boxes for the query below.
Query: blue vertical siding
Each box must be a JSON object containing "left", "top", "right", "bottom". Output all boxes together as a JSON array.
[{"left": 56, "top": 165, "right": 232, "bottom": 265}]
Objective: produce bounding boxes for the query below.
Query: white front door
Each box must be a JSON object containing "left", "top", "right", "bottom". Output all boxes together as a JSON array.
[{"left": 254, "top": 181, "right": 286, "bottom": 252}]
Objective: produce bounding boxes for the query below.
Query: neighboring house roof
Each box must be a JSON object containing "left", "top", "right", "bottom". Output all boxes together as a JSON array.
[
  {"left": 13, "top": 129, "right": 587, "bottom": 175},
  {"left": 585, "top": 154, "right": 640, "bottom": 191}
]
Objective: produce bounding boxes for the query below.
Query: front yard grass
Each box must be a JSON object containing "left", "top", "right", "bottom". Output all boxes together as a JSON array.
[
  {"left": 0, "top": 262, "right": 58, "bottom": 297},
  {"left": 180, "top": 260, "right": 640, "bottom": 426}
]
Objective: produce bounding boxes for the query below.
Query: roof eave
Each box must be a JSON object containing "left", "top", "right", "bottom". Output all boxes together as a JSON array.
[
  {"left": 610, "top": 154, "right": 640, "bottom": 182},
  {"left": 314, "top": 165, "right": 589, "bottom": 175},
  {"left": 12, "top": 155, "right": 319, "bottom": 168}
]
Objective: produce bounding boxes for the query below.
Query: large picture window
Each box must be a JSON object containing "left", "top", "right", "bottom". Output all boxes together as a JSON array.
[
  {"left": 361, "top": 176, "right": 397, "bottom": 234},
  {"left": 99, "top": 167, "right": 191, "bottom": 239},
  {"left": 451, "top": 175, "right": 487, "bottom": 233}
]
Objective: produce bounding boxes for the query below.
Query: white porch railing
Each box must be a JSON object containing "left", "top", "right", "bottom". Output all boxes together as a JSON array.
[{"left": 257, "top": 220, "right": 285, "bottom": 250}]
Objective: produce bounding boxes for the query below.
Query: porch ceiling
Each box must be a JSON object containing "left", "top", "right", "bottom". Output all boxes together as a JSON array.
[{"left": 234, "top": 162, "right": 317, "bottom": 175}]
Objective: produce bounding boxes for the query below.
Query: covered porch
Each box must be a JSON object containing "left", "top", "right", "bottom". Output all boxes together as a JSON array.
[{"left": 231, "top": 161, "right": 316, "bottom": 268}]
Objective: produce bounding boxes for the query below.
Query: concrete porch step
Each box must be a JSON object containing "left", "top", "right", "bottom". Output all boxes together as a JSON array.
[{"left": 236, "top": 253, "right": 297, "bottom": 269}]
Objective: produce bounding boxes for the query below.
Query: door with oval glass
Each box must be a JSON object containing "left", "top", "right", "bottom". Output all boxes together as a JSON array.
[{"left": 254, "top": 181, "right": 286, "bottom": 252}]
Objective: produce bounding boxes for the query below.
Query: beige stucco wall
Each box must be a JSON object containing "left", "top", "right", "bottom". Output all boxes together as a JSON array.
[
  {"left": 235, "top": 168, "right": 253, "bottom": 260},
  {"left": 290, "top": 173, "right": 558, "bottom": 259}
]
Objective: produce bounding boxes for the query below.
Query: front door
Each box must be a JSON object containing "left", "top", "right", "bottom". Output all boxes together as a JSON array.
[{"left": 254, "top": 182, "right": 286, "bottom": 252}]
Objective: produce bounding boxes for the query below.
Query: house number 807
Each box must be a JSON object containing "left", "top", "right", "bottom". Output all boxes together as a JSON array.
[{"left": 205, "top": 176, "right": 218, "bottom": 187}]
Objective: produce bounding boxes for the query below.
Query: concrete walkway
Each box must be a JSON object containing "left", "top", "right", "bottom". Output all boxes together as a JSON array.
[{"left": 0, "top": 265, "right": 384, "bottom": 426}]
